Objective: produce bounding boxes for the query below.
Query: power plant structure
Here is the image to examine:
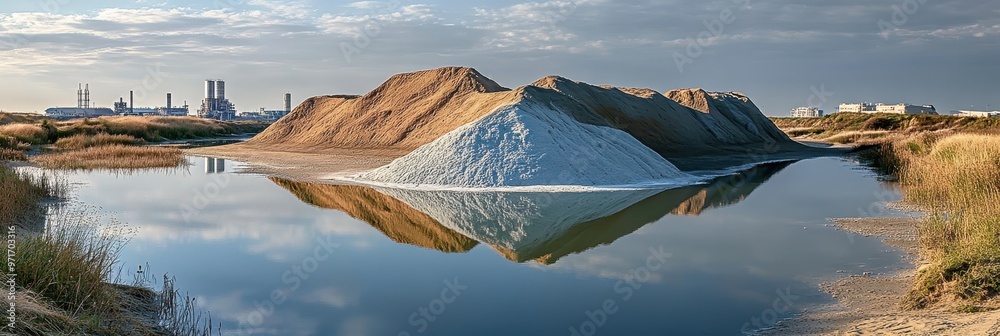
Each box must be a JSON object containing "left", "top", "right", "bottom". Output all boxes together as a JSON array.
[
  {"left": 237, "top": 92, "right": 294, "bottom": 121},
  {"left": 45, "top": 80, "right": 286, "bottom": 121},
  {"left": 198, "top": 80, "right": 237, "bottom": 120},
  {"left": 44, "top": 83, "right": 115, "bottom": 118}
]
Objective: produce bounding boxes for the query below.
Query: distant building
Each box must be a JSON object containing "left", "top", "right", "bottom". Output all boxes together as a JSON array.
[
  {"left": 954, "top": 110, "right": 1000, "bottom": 118},
  {"left": 790, "top": 107, "right": 823, "bottom": 118},
  {"left": 838, "top": 102, "right": 936, "bottom": 114},
  {"left": 45, "top": 107, "right": 115, "bottom": 118},
  {"left": 838, "top": 103, "right": 876, "bottom": 113},
  {"left": 198, "top": 80, "right": 237, "bottom": 120},
  {"left": 45, "top": 83, "right": 116, "bottom": 118},
  {"left": 874, "top": 103, "right": 936, "bottom": 114},
  {"left": 236, "top": 93, "right": 293, "bottom": 121}
]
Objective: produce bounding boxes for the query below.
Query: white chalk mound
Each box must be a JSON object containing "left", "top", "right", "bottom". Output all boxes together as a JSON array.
[{"left": 357, "top": 96, "right": 698, "bottom": 188}]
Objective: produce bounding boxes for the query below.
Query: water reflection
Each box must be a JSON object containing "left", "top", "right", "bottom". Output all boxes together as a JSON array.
[
  {"left": 271, "top": 161, "right": 793, "bottom": 264},
  {"left": 205, "top": 157, "right": 226, "bottom": 174}
]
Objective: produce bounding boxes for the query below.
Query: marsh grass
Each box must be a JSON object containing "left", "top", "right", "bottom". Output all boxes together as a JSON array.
[
  {"left": 32, "top": 145, "right": 185, "bottom": 170},
  {"left": 861, "top": 134, "right": 1000, "bottom": 309},
  {"left": 55, "top": 116, "right": 268, "bottom": 142},
  {"left": 772, "top": 113, "right": 1000, "bottom": 144},
  {"left": 0, "top": 165, "right": 64, "bottom": 227},
  {"left": 55, "top": 133, "right": 146, "bottom": 150},
  {"left": 0, "top": 123, "right": 47, "bottom": 144}
]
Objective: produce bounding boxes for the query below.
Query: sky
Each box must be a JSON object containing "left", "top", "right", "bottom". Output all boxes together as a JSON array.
[{"left": 0, "top": 0, "right": 998, "bottom": 116}]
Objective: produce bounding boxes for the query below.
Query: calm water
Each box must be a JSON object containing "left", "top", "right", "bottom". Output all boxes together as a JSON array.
[{"left": 41, "top": 156, "right": 906, "bottom": 336}]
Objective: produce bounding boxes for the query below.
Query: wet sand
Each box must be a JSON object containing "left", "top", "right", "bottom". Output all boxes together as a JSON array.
[{"left": 765, "top": 216, "right": 1000, "bottom": 336}]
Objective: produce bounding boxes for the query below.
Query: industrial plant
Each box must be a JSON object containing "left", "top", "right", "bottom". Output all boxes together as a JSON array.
[
  {"left": 44, "top": 84, "right": 115, "bottom": 118},
  {"left": 197, "top": 80, "right": 237, "bottom": 120},
  {"left": 44, "top": 80, "right": 293, "bottom": 122}
]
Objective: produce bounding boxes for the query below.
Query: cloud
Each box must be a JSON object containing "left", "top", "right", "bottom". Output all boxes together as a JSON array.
[{"left": 0, "top": 0, "right": 998, "bottom": 114}]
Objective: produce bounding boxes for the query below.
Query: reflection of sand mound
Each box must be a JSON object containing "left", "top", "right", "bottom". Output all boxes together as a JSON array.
[
  {"left": 671, "top": 161, "right": 794, "bottom": 216},
  {"left": 267, "top": 161, "right": 794, "bottom": 264},
  {"left": 247, "top": 67, "right": 802, "bottom": 162},
  {"left": 373, "top": 188, "right": 664, "bottom": 252},
  {"left": 269, "top": 177, "right": 478, "bottom": 253}
]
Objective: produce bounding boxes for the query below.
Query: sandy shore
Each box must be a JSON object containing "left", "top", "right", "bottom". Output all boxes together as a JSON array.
[
  {"left": 765, "top": 216, "right": 1000, "bottom": 336},
  {"left": 184, "top": 143, "right": 408, "bottom": 183}
]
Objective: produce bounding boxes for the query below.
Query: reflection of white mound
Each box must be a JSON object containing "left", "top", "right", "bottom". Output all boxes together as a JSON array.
[
  {"left": 357, "top": 93, "right": 699, "bottom": 189},
  {"left": 373, "top": 187, "right": 662, "bottom": 252}
]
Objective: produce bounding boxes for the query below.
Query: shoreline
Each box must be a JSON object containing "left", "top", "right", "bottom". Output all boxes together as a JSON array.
[{"left": 766, "top": 214, "right": 1000, "bottom": 335}]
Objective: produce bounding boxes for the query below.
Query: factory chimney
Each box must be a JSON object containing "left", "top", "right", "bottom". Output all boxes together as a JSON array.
[
  {"left": 167, "top": 93, "right": 172, "bottom": 110},
  {"left": 129, "top": 91, "right": 134, "bottom": 114},
  {"left": 77, "top": 83, "right": 83, "bottom": 109},
  {"left": 84, "top": 84, "right": 90, "bottom": 109},
  {"left": 284, "top": 93, "right": 291, "bottom": 112}
]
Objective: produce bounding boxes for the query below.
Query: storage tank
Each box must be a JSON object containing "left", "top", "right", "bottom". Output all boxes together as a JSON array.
[
  {"left": 205, "top": 80, "right": 216, "bottom": 99},
  {"left": 216, "top": 80, "right": 226, "bottom": 100}
]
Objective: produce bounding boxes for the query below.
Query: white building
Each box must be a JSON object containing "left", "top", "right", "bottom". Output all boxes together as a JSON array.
[
  {"left": 838, "top": 103, "right": 876, "bottom": 113},
  {"left": 790, "top": 107, "right": 824, "bottom": 117},
  {"left": 838, "top": 102, "right": 936, "bottom": 114},
  {"left": 874, "top": 103, "right": 936, "bottom": 114},
  {"left": 954, "top": 110, "right": 1000, "bottom": 118}
]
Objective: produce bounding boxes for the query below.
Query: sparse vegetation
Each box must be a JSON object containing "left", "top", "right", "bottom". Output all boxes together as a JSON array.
[
  {"left": 32, "top": 145, "right": 185, "bottom": 170},
  {"left": 856, "top": 134, "right": 1000, "bottom": 310},
  {"left": 55, "top": 133, "right": 146, "bottom": 150},
  {"left": 53, "top": 116, "right": 268, "bottom": 142},
  {"left": 0, "top": 114, "right": 268, "bottom": 167},
  {"left": 771, "top": 113, "right": 1000, "bottom": 144},
  {"left": 0, "top": 165, "right": 63, "bottom": 227}
]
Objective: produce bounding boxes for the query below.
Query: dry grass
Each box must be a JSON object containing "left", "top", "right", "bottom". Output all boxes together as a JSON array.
[
  {"left": 55, "top": 116, "right": 269, "bottom": 142},
  {"left": 32, "top": 145, "right": 185, "bottom": 170},
  {"left": 0, "top": 112, "right": 48, "bottom": 125},
  {"left": 772, "top": 113, "right": 1000, "bottom": 144},
  {"left": 54, "top": 133, "right": 146, "bottom": 150},
  {"left": 0, "top": 165, "right": 63, "bottom": 227},
  {"left": 862, "top": 134, "right": 1000, "bottom": 309},
  {"left": 0, "top": 123, "right": 47, "bottom": 144}
]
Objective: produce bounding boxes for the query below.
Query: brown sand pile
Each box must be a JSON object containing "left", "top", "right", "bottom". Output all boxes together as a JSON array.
[
  {"left": 245, "top": 66, "right": 802, "bottom": 159},
  {"left": 666, "top": 88, "right": 791, "bottom": 143},
  {"left": 269, "top": 177, "right": 478, "bottom": 253},
  {"left": 247, "top": 67, "right": 516, "bottom": 151}
]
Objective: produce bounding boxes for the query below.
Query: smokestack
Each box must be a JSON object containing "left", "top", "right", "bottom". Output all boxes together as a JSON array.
[
  {"left": 167, "top": 93, "right": 172, "bottom": 110},
  {"left": 84, "top": 84, "right": 90, "bottom": 109},
  {"left": 129, "top": 90, "right": 134, "bottom": 114},
  {"left": 284, "top": 93, "right": 291, "bottom": 112},
  {"left": 77, "top": 83, "right": 83, "bottom": 109},
  {"left": 216, "top": 80, "right": 225, "bottom": 101},
  {"left": 206, "top": 80, "right": 216, "bottom": 100}
]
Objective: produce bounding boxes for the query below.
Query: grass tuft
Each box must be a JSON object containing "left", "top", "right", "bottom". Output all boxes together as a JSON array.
[
  {"left": 32, "top": 145, "right": 185, "bottom": 170},
  {"left": 54, "top": 133, "right": 146, "bottom": 150}
]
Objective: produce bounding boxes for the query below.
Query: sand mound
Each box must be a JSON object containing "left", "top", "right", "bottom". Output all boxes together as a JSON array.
[
  {"left": 248, "top": 67, "right": 798, "bottom": 157},
  {"left": 356, "top": 93, "right": 699, "bottom": 188},
  {"left": 665, "top": 88, "right": 791, "bottom": 144},
  {"left": 246, "top": 67, "right": 515, "bottom": 151}
]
